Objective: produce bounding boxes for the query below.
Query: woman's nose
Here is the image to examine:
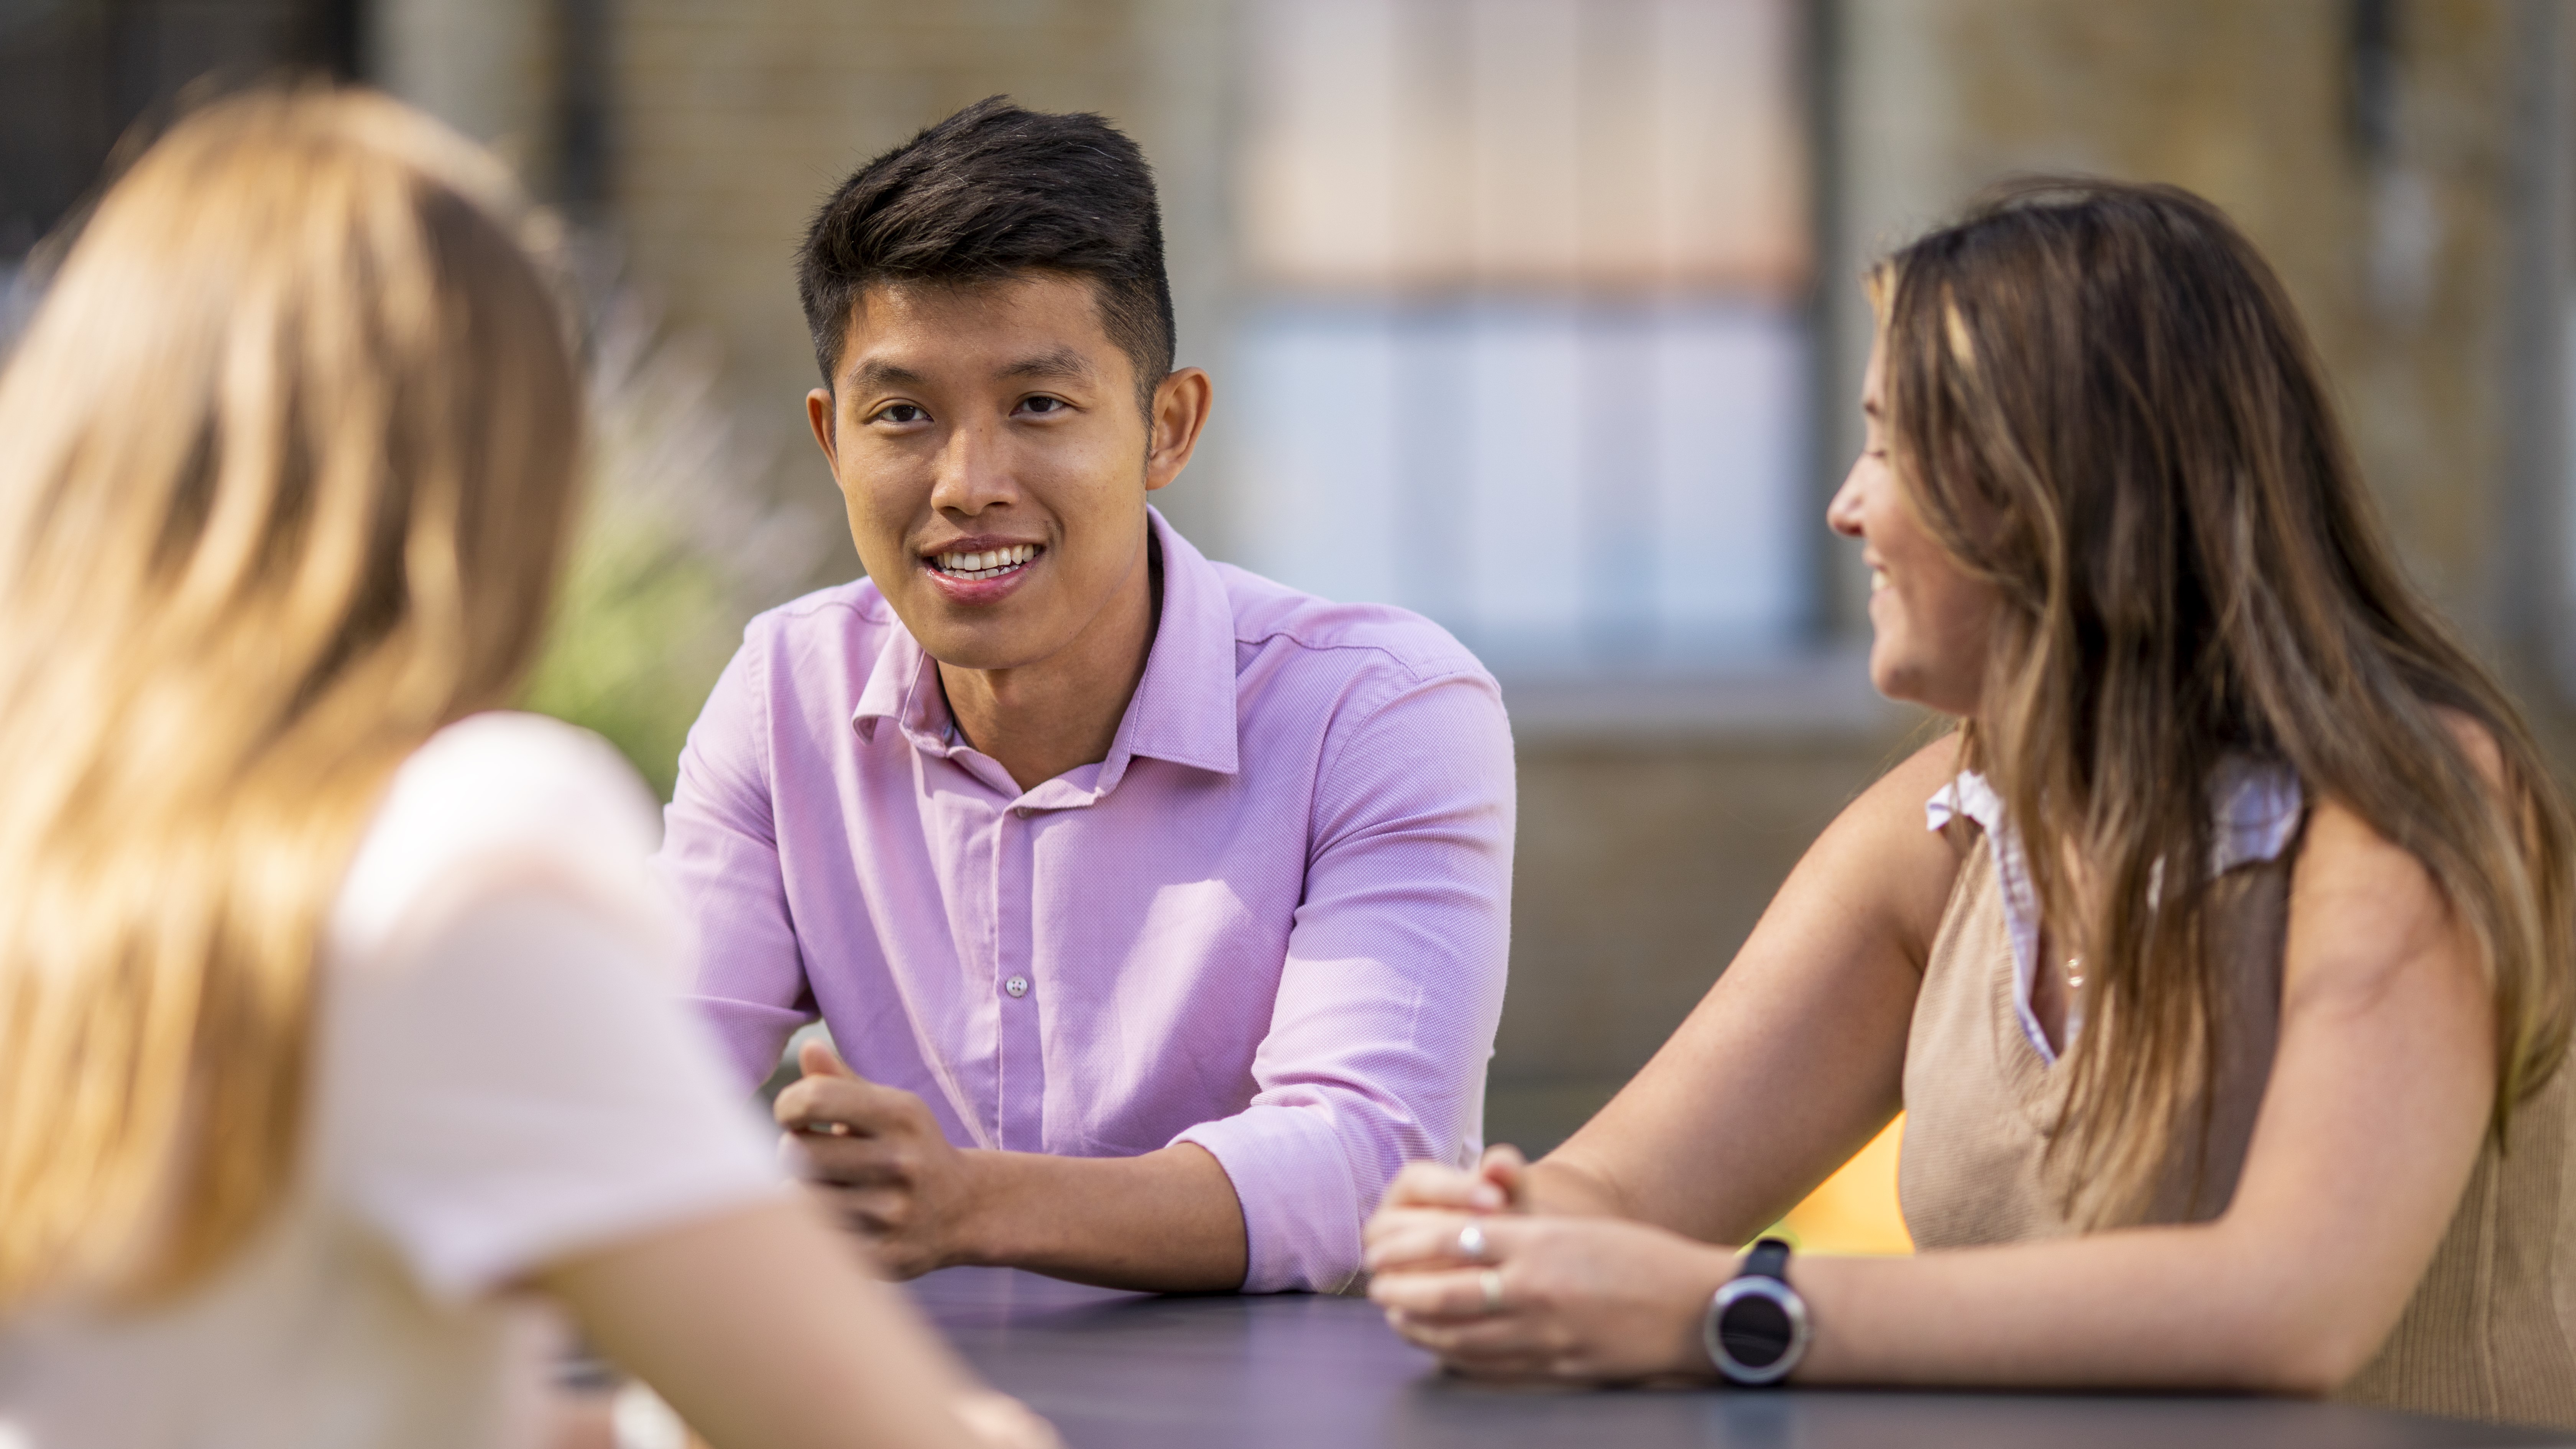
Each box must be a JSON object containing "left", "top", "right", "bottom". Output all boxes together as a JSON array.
[{"left": 1825, "top": 469, "right": 1866, "bottom": 538}]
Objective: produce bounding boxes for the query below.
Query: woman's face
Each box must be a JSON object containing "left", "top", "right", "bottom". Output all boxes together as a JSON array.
[{"left": 1826, "top": 333, "right": 2002, "bottom": 718}]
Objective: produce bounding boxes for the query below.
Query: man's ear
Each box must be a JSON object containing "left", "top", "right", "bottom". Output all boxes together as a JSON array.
[
  {"left": 807, "top": 388, "right": 840, "bottom": 471},
  {"left": 1145, "top": 367, "right": 1214, "bottom": 493}
]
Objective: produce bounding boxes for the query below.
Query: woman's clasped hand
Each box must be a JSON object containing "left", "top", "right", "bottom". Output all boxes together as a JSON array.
[{"left": 1365, "top": 1148, "right": 1735, "bottom": 1384}]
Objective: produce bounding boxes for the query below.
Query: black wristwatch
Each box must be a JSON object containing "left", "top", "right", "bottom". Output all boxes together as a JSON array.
[{"left": 1704, "top": 1237, "right": 1810, "bottom": 1385}]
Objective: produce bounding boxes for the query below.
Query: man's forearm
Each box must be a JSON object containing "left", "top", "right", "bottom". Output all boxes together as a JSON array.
[{"left": 950, "top": 1141, "right": 1247, "bottom": 1292}]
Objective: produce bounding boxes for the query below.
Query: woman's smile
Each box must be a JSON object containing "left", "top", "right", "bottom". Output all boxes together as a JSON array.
[{"left": 1827, "top": 337, "right": 2001, "bottom": 720}]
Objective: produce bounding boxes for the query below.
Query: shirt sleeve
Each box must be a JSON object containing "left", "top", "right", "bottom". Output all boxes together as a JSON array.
[
  {"left": 321, "top": 721, "right": 786, "bottom": 1303},
  {"left": 654, "top": 628, "right": 815, "bottom": 1089},
  {"left": 1171, "top": 667, "right": 1515, "bottom": 1293}
]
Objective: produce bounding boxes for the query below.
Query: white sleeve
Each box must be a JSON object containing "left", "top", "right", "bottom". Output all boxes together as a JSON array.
[{"left": 317, "top": 715, "right": 785, "bottom": 1303}]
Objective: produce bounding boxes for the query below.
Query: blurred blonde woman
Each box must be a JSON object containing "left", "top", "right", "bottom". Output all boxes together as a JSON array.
[
  {"left": 0, "top": 90, "right": 1051, "bottom": 1449},
  {"left": 1365, "top": 180, "right": 2576, "bottom": 1428}
]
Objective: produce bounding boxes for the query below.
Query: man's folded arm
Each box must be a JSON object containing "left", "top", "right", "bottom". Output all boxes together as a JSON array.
[
  {"left": 654, "top": 634, "right": 815, "bottom": 1089},
  {"left": 1174, "top": 668, "right": 1517, "bottom": 1292}
]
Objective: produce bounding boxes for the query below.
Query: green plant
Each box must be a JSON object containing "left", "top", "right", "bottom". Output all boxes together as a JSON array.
[{"left": 520, "top": 292, "right": 824, "bottom": 798}]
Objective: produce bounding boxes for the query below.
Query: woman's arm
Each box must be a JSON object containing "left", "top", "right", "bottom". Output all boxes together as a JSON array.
[
  {"left": 536, "top": 1195, "right": 1057, "bottom": 1449},
  {"left": 1379, "top": 734, "right": 1967, "bottom": 1238},
  {"left": 1368, "top": 790, "right": 2497, "bottom": 1392}
]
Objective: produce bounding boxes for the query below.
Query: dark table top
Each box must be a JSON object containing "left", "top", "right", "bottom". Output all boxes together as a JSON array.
[{"left": 908, "top": 1268, "right": 2574, "bottom": 1449}]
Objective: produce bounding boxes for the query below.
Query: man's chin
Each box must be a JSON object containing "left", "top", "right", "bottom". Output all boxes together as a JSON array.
[
  {"left": 927, "top": 646, "right": 1052, "bottom": 674},
  {"left": 907, "top": 616, "right": 1061, "bottom": 675},
  {"left": 874, "top": 583, "right": 1034, "bottom": 662}
]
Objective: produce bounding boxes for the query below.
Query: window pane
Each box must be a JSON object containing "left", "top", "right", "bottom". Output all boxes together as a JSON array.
[
  {"left": 1241, "top": 0, "right": 1808, "bottom": 294},
  {"left": 1235, "top": 0, "right": 1813, "bottom": 669}
]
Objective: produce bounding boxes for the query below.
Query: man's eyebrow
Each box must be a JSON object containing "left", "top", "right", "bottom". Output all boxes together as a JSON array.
[
  {"left": 848, "top": 358, "right": 930, "bottom": 393},
  {"left": 996, "top": 348, "right": 1092, "bottom": 382}
]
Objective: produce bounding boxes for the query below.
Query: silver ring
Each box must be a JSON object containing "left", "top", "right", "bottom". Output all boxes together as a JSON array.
[
  {"left": 1479, "top": 1268, "right": 1505, "bottom": 1314},
  {"left": 1456, "top": 1219, "right": 1487, "bottom": 1261}
]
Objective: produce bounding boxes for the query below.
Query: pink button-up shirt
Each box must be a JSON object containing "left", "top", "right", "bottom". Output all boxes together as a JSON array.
[{"left": 654, "top": 511, "right": 1514, "bottom": 1291}]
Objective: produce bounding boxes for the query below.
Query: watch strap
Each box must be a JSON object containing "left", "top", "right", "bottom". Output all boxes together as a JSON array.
[{"left": 1741, "top": 1236, "right": 1792, "bottom": 1283}]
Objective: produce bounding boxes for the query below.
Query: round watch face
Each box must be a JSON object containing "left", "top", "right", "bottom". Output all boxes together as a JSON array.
[
  {"left": 1707, "top": 1275, "right": 1809, "bottom": 1385},
  {"left": 1719, "top": 1293, "right": 1794, "bottom": 1367}
]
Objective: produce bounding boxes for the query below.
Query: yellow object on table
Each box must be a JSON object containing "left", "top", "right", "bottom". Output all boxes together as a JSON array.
[{"left": 1775, "top": 1115, "right": 1912, "bottom": 1256}]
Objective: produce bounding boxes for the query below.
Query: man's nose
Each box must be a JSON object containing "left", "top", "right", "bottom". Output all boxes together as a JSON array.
[{"left": 928, "top": 417, "right": 1016, "bottom": 515}]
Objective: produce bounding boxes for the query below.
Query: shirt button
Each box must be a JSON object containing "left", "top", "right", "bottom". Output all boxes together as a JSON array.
[
  {"left": 1005, "top": 975, "right": 1030, "bottom": 998},
  {"left": 1013, "top": 807, "right": 1031, "bottom": 818}
]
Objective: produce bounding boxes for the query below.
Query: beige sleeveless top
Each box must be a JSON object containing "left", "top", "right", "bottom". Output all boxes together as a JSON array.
[{"left": 1900, "top": 782, "right": 2576, "bottom": 1429}]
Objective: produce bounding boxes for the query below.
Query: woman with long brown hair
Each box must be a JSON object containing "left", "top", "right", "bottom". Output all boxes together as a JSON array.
[
  {"left": 0, "top": 89, "right": 1049, "bottom": 1448},
  {"left": 1364, "top": 178, "right": 2576, "bottom": 1427}
]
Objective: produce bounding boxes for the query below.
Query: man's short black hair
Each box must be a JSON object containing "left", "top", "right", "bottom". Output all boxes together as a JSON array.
[{"left": 797, "top": 97, "right": 1176, "bottom": 412}]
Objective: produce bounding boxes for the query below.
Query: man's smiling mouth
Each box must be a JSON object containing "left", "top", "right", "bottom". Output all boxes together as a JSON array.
[{"left": 930, "top": 544, "right": 1041, "bottom": 580}]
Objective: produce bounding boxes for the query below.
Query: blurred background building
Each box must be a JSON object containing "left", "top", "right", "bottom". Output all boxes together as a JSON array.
[{"left": 4, "top": 0, "right": 2571, "bottom": 1252}]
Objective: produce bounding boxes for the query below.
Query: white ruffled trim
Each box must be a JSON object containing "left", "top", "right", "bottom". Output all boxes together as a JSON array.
[{"left": 1925, "top": 759, "right": 2303, "bottom": 1064}]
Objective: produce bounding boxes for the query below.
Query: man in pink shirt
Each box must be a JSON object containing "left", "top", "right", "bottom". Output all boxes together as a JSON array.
[{"left": 655, "top": 98, "right": 1514, "bottom": 1294}]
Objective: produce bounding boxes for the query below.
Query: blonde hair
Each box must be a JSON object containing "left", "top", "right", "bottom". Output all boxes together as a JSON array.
[
  {"left": 0, "top": 89, "right": 581, "bottom": 1308},
  {"left": 1873, "top": 179, "right": 2574, "bottom": 1226}
]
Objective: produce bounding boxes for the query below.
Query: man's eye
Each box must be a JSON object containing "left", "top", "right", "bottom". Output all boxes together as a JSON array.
[
  {"left": 875, "top": 403, "right": 927, "bottom": 425},
  {"left": 1018, "top": 396, "right": 1067, "bottom": 416}
]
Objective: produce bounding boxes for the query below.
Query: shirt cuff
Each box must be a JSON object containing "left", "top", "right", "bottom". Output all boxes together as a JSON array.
[{"left": 1172, "top": 1103, "right": 1367, "bottom": 1294}]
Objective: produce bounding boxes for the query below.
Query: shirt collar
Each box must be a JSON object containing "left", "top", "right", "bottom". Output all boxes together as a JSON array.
[
  {"left": 1925, "top": 756, "right": 2304, "bottom": 877},
  {"left": 849, "top": 622, "right": 937, "bottom": 745},
  {"left": 1111, "top": 508, "right": 1242, "bottom": 780},
  {"left": 848, "top": 507, "right": 1242, "bottom": 790}
]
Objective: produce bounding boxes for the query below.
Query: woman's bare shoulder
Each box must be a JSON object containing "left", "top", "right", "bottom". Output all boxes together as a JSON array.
[
  {"left": 1789, "top": 730, "right": 1977, "bottom": 966},
  {"left": 2289, "top": 794, "right": 2472, "bottom": 1012},
  {"left": 1838, "top": 731, "right": 1976, "bottom": 858},
  {"left": 2292, "top": 706, "right": 2509, "bottom": 902}
]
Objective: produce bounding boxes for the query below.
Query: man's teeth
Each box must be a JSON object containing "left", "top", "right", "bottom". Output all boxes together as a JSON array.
[
  {"left": 933, "top": 543, "right": 1039, "bottom": 578},
  {"left": 1869, "top": 568, "right": 1888, "bottom": 593}
]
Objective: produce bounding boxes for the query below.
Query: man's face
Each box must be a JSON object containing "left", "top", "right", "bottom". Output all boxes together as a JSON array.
[{"left": 808, "top": 274, "right": 1171, "bottom": 671}]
